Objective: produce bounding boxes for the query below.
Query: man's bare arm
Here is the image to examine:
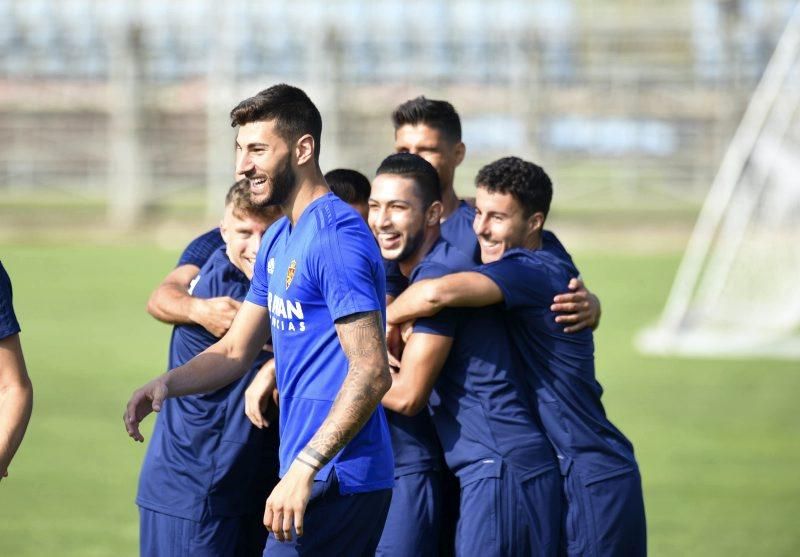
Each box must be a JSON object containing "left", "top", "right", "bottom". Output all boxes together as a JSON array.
[
  {"left": 382, "top": 331, "right": 453, "bottom": 416},
  {"left": 386, "top": 272, "right": 504, "bottom": 326},
  {"left": 147, "top": 264, "right": 241, "bottom": 337},
  {"left": 0, "top": 333, "right": 33, "bottom": 480},
  {"left": 124, "top": 301, "right": 270, "bottom": 442},
  {"left": 304, "top": 310, "right": 391, "bottom": 463},
  {"left": 263, "top": 309, "right": 391, "bottom": 542}
]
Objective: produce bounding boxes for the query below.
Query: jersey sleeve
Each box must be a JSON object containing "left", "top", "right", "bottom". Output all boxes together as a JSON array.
[
  {"left": 313, "top": 222, "right": 383, "bottom": 322},
  {"left": 0, "top": 262, "right": 21, "bottom": 339},
  {"left": 477, "top": 252, "right": 551, "bottom": 310},
  {"left": 176, "top": 228, "right": 225, "bottom": 268},
  {"left": 409, "top": 261, "right": 459, "bottom": 338}
]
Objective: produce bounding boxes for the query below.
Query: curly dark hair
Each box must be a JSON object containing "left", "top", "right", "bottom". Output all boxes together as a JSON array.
[
  {"left": 475, "top": 156, "right": 552, "bottom": 218},
  {"left": 391, "top": 96, "right": 461, "bottom": 144},
  {"left": 230, "top": 83, "right": 322, "bottom": 162}
]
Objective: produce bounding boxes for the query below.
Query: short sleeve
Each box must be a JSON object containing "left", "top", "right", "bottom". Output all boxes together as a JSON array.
[
  {"left": 409, "top": 261, "right": 459, "bottom": 338},
  {"left": 177, "top": 228, "right": 225, "bottom": 268},
  {"left": 313, "top": 222, "right": 383, "bottom": 322},
  {"left": 477, "top": 253, "right": 551, "bottom": 310},
  {"left": 0, "top": 262, "right": 21, "bottom": 339}
]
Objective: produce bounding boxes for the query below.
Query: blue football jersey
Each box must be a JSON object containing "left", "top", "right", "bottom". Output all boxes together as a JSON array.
[
  {"left": 478, "top": 248, "right": 638, "bottom": 483},
  {"left": 410, "top": 239, "right": 558, "bottom": 479},
  {"left": 246, "top": 193, "right": 394, "bottom": 494}
]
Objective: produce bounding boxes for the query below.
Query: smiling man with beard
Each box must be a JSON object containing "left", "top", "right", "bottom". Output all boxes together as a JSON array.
[{"left": 124, "top": 84, "right": 394, "bottom": 557}]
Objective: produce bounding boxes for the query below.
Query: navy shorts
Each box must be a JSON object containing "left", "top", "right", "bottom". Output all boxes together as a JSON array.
[
  {"left": 376, "top": 470, "right": 441, "bottom": 557},
  {"left": 561, "top": 468, "right": 647, "bottom": 557},
  {"left": 455, "top": 459, "right": 561, "bottom": 557},
  {"left": 139, "top": 507, "right": 266, "bottom": 557},
  {"left": 263, "top": 472, "right": 392, "bottom": 556}
]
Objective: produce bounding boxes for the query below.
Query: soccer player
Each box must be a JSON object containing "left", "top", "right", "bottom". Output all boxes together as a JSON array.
[
  {"left": 371, "top": 153, "right": 561, "bottom": 556},
  {"left": 391, "top": 96, "right": 600, "bottom": 331},
  {"left": 243, "top": 167, "right": 373, "bottom": 426},
  {"left": 386, "top": 157, "right": 647, "bottom": 557},
  {"left": 0, "top": 261, "right": 33, "bottom": 482},
  {"left": 124, "top": 84, "right": 394, "bottom": 556},
  {"left": 136, "top": 180, "right": 282, "bottom": 556}
]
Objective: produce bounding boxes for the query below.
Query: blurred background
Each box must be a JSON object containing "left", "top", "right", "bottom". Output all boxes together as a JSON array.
[{"left": 1, "top": 1, "right": 799, "bottom": 555}]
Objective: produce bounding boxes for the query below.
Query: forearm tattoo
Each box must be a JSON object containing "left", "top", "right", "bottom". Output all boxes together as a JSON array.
[{"left": 302, "top": 310, "right": 390, "bottom": 465}]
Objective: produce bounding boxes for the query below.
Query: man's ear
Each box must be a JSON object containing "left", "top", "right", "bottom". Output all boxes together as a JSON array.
[
  {"left": 426, "top": 200, "right": 444, "bottom": 226},
  {"left": 526, "top": 212, "right": 545, "bottom": 236},
  {"left": 453, "top": 141, "right": 466, "bottom": 167},
  {"left": 219, "top": 219, "right": 229, "bottom": 243},
  {"left": 295, "top": 134, "right": 316, "bottom": 167}
]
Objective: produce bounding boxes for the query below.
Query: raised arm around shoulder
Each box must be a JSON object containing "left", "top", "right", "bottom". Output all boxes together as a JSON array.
[
  {"left": 147, "top": 265, "right": 241, "bottom": 337},
  {"left": 387, "top": 271, "right": 505, "bottom": 326},
  {"left": 0, "top": 333, "right": 33, "bottom": 479},
  {"left": 381, "top": 331, "right": 453, "bottom": 416},
  {"left": 124, "top": 301, "right": 270, "bottom": 442}
]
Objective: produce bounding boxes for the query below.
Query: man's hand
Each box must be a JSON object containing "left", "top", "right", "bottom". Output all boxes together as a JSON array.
[
  {"left": 245, "top": 359, "right": 277, "bottom": 429},
  {"left": 264, "top": 458, "right": 315, "bottom": 542},
  {"left": 551, "top": 278, "right": 602, "bottom": 333},
  {"left": 386, "top": 323, "right": 404, "bottom": 369},
  {"left": 190, "top": 296, "right": 242, "bottom": 338},
  {"left": 123, "top": 377, "right": 169, "bottom": 442},
  {"left": 400, "top": 320, "right": 414, "bottom": 344}
]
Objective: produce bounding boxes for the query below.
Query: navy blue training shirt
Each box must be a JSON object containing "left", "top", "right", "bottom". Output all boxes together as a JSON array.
[
  {"left": 0, "top": 262, "right": 20, "bottom": 340},
  {"left": 137, "top": 247, "right": 279, "bottom": 521},
  {"left": 246, "top": 193, "right": 394, "bottom": 494},
  {"left": 177, "top": 228, "right": 225, "bottom": 268},
  {"left": 411, "top": 238, "right": 558, "bottom": 483},
  {"left": 478, "top": 248, "right": 638, "bottom": 483}
]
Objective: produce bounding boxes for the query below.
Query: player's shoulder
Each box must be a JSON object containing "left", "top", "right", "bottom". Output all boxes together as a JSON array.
[
  {"left": 412, "top": 238, "right": 472, "bottom": 283},
  {"left": 500, "top": 247, "right": 577, "bottom": 284}
]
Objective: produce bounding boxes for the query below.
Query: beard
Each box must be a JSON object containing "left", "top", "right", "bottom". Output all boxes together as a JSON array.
[
  {"left": 252, "top": 157, "right": 296, "bottom": 208},
  {"left": 393, "top": 227, "right": 426, "bottom": 263}
]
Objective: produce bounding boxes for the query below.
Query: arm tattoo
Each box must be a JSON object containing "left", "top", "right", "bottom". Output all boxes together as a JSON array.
[{"left": 303, "top": 310, "right": 390, "bottom": 463}]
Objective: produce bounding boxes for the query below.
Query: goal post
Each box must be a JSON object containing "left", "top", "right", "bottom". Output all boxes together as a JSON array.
[{"left": 637, "top": 2, "right": 800, "bottom": 359}]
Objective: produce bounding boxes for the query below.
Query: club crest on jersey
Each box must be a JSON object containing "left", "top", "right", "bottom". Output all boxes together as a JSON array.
[
  {"left": 285, "top": 260, "right": 297, "bottom": 289},
  {"left": 267, "top": 258, "right": 275, "bottom": 275}
]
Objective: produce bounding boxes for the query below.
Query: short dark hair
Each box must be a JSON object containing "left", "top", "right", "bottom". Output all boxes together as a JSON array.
[
  {"left": 324, "top": 168, "right": 371, "bottom": 206},
  {"left": 376, "top": 153, "right": 441, "bottom": 209},
  {"left": 391, "top": 96, "right": 462, "bottom": 144},
  {"left": 475, "top": 157, "right": 553, "bottom": 218},
  {"left": 225, "top": 179, "right": 282, "bottom": 221},
  {"left": 230, "top": 84, "right": 322, "bottom": 162}
]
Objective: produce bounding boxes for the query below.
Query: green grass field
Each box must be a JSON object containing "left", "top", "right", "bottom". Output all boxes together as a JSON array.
[{"left": 0, "top": 242, "right": 798, "bottom": 556}]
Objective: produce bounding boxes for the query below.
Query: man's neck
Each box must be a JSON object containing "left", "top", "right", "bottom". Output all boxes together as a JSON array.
[
  {"left": 439, "top": 187, "right": 460, "bottom": 221},
  {"left": 398, "top": 228, "right": 441, "bottom": 278},
  {"left": 282, "top": 170, "right": 329, "bottom": 226},
  {"left": 522, "top": 231, "right": 543, "bottom": 252}
]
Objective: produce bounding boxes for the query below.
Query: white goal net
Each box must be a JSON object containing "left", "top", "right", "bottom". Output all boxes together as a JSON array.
[{"left": 638, "top": 2, "right": 800, "bottom": 359}]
